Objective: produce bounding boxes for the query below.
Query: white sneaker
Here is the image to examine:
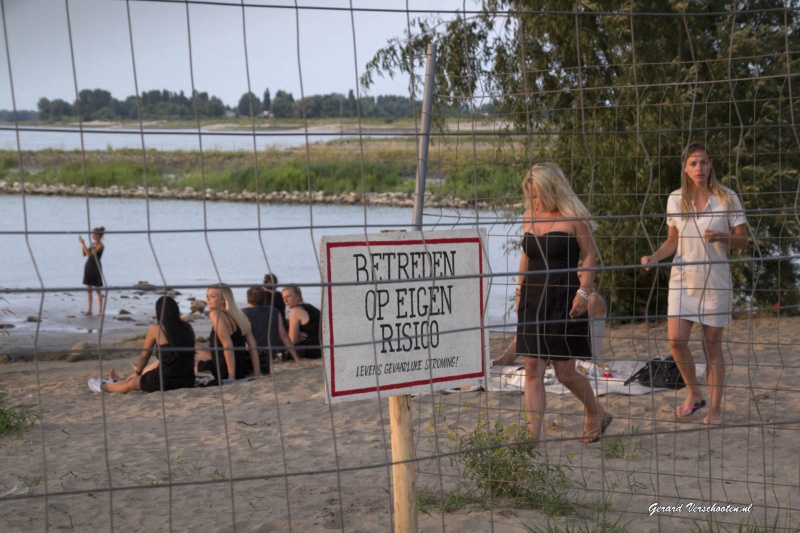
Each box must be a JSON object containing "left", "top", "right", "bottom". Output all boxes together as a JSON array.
[
  {"left": 87, "top": 378, "right": 115, "bottom": 393},
  {"left": 87, "top": 378, "right": 103, "bottom": 393}
]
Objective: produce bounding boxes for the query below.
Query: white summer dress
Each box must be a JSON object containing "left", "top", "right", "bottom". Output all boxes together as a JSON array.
[{"left": 666, "top": 188, "right": 746, "bottom": 327}]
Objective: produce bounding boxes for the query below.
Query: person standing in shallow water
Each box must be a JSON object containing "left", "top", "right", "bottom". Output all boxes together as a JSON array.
[
  {"left": 641, "top": 141, "right": 748, "bottom": 426},
  {"left": 79, "top": 226, "right": 105, "bottom": 316}
]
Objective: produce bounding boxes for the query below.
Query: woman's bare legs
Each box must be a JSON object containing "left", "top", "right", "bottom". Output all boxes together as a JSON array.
[
  {"left": 492, "top": 338, "right": 519, "bottom": 366},
  {"left": 102, "top": 375, "right": 141, "bottom": 394},
  {"left": 83, "top": 288, "right": 103, "bottom": 315},
  {"left": 108, "top": 358, "right": 160, "bottom": 384},
  {"left": 668, "top": 317, "right": 705, "bottom": 412},
  {"left": 701, "top": 324, "right": 725, "bottom": 421},
  {"left": 524, "top": 356, "right": 548, "bottom": 440},
  {"left": 552, "top": 359, "right": 607, "bottom": 442},
  {"left": 84, "top": 287, "right": 93, "bottom": 315}
]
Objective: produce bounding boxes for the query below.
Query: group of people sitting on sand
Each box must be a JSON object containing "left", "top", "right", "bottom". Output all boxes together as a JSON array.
[{"left": 88, "top": 274, "right": 322, "bottom": 393}]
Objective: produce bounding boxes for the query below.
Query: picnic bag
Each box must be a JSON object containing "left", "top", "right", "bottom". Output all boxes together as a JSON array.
[{"left": 623, "top": 356, "right": 685, "bottom": 389}]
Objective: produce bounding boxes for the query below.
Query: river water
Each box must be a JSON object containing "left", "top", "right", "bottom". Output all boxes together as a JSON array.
[
  {"left": 1, "top": 195, "right": 521, "bottom": 334},
  {"left": 0, "top": 126, "right": 520, "bottom": 351},
  {"left": 0, "top": 125, "right": 398, "bottom": 152}
]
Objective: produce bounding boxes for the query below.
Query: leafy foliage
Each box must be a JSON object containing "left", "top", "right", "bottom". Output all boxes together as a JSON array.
[
  {"left": 455, "top": 420, "right": 574, "bottom": 514},
  {"left": 237, "top": 92, "right": 262, "bottom": 117},
  {"left": 364, "top": 1, "right": 800, "bottom": 319}
]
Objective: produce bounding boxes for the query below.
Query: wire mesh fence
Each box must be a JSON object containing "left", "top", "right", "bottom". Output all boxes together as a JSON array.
[{"left": 1, "top": 1, "right": 799, "bottom": 532}]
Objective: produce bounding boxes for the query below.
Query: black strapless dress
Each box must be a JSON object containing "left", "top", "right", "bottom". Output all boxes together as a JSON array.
[{"left": 516, "top": 231, "right": 591, "bottom": 361}]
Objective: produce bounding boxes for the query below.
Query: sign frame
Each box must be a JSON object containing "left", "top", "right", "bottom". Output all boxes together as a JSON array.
[{"left": 320, "top": 229, "right": 490, "bottom": 403}]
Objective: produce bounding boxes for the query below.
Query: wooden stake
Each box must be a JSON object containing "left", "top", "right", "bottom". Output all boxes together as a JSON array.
[{"left": 389, "top": 394, "right": 418, "bottom": 533}]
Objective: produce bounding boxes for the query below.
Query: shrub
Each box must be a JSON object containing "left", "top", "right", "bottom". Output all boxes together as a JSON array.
[
  {"left": 455, "top": 420, "right": 574, "bottom": 515},
  {"left": 0, "top": 386, "right": 39, "bottom": 437}
]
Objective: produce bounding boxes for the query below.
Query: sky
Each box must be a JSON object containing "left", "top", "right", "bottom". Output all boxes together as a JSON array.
[{"left": 0, "top": 0, "right": 479, "bottom": 111}]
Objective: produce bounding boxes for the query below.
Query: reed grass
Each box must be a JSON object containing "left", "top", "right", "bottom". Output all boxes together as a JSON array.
[
  {"left": 0, "top": 137, "right": 528, "bottom": 204},
  {"left": 0, "top": 386, "right": 39, "bottom": 437}
]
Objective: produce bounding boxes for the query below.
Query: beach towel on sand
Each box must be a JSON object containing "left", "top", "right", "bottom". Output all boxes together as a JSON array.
[{"left": 489, "top": 359, "right": 706, "bottom": 397}]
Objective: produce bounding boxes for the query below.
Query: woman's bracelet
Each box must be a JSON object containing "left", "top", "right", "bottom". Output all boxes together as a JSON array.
[{"left": 577, "top": 289, "right": 590, "bottom": 301}]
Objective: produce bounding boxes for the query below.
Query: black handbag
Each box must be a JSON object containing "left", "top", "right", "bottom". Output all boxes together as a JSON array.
[{"left": 623, "top": 356, "right": 686, "bottom": 389}]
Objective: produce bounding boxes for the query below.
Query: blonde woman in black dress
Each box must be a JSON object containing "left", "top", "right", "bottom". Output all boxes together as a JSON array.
[
  {"left": 516, "top": 163, "right": 611, "bottom": 444},
  {"left": 79, "top": 226, "right": 105, "bottom": 316}
]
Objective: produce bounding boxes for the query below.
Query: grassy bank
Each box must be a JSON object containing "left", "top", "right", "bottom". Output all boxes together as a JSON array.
[{"left": 1, "top": 137, "right": 528, "bottom": 206}]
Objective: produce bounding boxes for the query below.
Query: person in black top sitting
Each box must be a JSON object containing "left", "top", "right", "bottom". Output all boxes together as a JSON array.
[
  {"left": 195, "top": 284, "right": 261, "bottom": 381},
  {"left": 263, "top": 273, "right": 287, "bottom": 328},
  {"left": 243, "top": 286, "right": 299, "bottom": 373},
  {"left": 90, "top": 296, "right": 196, "bottom": 393},
  {"left": 282, "top": 284, "right": 322, "bottom": 359}
]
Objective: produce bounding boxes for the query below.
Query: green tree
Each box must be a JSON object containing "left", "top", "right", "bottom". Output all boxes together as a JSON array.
[
  {"left": 237, "top": 91, "right": 262, "bottom": 117},
  {"left": 49, "top": 98, "right": 75, "bottom": 120},
  {"left": 76, "top": 88, "right": 113, "bottom": 120},
  {"left": 297, "top": 96, "right": 320, "bottom": 119},
  {"left": 271, "top": 90, "right": 295, "bottom": 118},
  {"left": 262, "top": 88, "right": 271, "bottom": 113},
  {"left": 364, "top": 0, "right": 800, "bottom": 319},
  {"left": 36, "top": 97, "right": 51, "bottom": 121}
]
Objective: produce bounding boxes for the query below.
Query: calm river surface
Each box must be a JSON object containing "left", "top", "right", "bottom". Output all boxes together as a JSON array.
[
  {"left": 0, "top": 125, "right": 398, "bottom": 152},
  {"left": 1, "top": 195, "right": 521, "bottom": 329}
]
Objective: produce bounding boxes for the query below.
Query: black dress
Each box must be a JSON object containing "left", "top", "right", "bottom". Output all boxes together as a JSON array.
[
  {"left": 82, "top": 247, "right": 104, "bottom": 287},
  {"left": 516, "top": 231, "right": 591, "bottom": 361},
  {"left": 296, "top": 303, "right": 321, "bottom": 359},
  {"left": 138, "top": 342, "right": 196, "bottom": 393},
  {"left": 197, "top": 317, "right": 249, "bottom": 381}
]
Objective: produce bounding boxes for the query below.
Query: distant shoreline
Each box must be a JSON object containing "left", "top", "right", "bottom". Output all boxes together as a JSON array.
[
  {"left": 0, "top": 180, "right": 507, "bottom": 210},
  {"left": 0, "top": 118, "right": 506, "bottom": 135}
]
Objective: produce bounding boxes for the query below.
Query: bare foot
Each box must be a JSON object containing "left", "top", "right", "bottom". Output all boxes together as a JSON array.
[
  {"left": 108, "top": 369, "right": 124, "bottom": 381},
  {"left": 82, "top": 311, "right": 93, "bottom": 316}
]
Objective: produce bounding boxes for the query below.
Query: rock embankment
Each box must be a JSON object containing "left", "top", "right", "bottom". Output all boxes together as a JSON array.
[{"left": 0, "top": 180, "right": 503, "bottom": 209}]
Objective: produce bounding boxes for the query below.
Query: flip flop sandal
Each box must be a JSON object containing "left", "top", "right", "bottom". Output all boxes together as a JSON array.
[{"left": 675, "top": 399, "right": 706, "bottom": 418}]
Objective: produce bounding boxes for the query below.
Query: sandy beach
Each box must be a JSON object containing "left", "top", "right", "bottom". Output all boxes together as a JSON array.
[{"left": 1, "top": 303, "right": 798, "bottom": 531}]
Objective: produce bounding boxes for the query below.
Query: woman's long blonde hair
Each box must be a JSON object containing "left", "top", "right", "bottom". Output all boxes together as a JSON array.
[
  {"left": 523, "top": 162, "right": 596, "bottom": 229},
  {"left": 210, "top": 283, "right": 252, "bottom": 336},
  {"left": 680, "top": 141, "right": 733, "bottom": 218}
]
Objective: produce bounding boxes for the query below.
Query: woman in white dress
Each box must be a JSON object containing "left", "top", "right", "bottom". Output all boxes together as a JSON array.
[{"left": 641, "top": 142, "right": 748, "bottom": 425}]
